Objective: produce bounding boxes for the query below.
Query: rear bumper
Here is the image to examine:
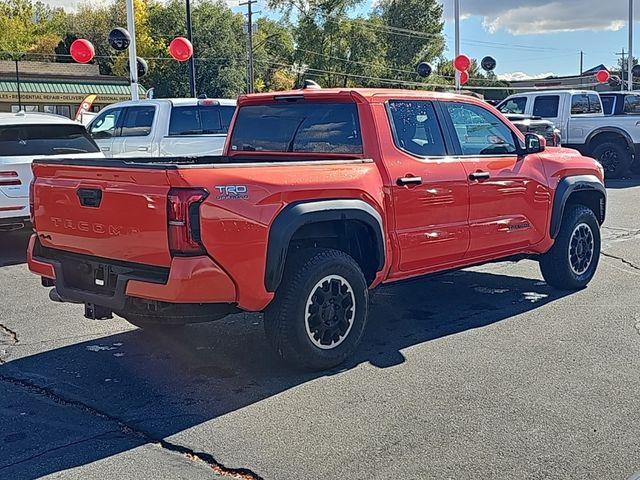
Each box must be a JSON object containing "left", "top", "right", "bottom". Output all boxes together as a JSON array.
[{"left": 27, "top": 235, "right": 237, "bottom": 310}]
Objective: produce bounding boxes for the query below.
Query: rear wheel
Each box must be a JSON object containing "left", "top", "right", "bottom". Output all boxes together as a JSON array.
[
  {"left": 264, "top": 249, "right": 369, "bottom": 371},
  {"left": 539, "top": 205, "right": 601, "bottom": 290},
  {"left": 591, "top": 141, "right": 632, "bottom": 179}
]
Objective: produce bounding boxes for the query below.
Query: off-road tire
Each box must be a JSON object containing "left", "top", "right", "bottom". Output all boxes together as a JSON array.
[
  {"left": 539, "top": 205, "right": 601, "bottom": 290},
  {"left": 591, "top": 141, "right": 633, "bottom": 179},
  {"left": 264, "top": 248, "right": 369, "bottom": 371}
]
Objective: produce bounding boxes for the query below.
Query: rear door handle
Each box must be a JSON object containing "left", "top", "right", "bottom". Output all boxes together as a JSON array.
[
  {"left": 469, "top": 171, "right": 491, "bottom": 181},
  {"left": 137, "top": 146, "right": 150, "bottom": 151},
  {"left": 100, "top": 146, "right": 110, "bottom": 151},
  {"left": 397, "top": 176, "right": 423, "bottom": 186}
]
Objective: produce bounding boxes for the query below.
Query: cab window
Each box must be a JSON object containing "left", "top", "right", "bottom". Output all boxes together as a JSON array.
[
  {"left": 498, "top": 97, "right": 527, "bottom": 115},
  {"left": 89, "top": 108, "right": 123, "bottom": 139},
  {"left": 446, "top": 102, "right": 518, "bottom": 156}
]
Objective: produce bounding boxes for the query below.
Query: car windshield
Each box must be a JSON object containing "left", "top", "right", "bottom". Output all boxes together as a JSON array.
[
  {"left": 0, "top": 124, "right": 100, "bottom": 156},
  {"left": 229, "top": 102, "right": 363, "bottom": 155}
]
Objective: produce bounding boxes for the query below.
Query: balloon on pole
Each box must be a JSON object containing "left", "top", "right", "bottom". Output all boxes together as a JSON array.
[
  {"left": 454, "top": 54, "right": 471, "bottom": 72},
  {"left": 481, "top": 56, "right": 497, "bottom": 72},
  {"left": 108, "top": 28, "right": 131, "bottom": 51},
  {"left": 459, "top": 70, "right": 469, "bottom": 85},
  {"left": 595, "top": 70, "right": 610, "bottom": 84},
  {"left": 70, "top": 39, "right": 95, "bottom": 64},
  {"left": 169, "top": 37, "right": 194, "bottom": 62},
  {"left": 416, "top": 62, "right": 433, "bottom": 78}
]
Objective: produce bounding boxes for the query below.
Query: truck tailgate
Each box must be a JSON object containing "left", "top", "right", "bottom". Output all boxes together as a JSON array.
[{"left": 32, "top": 161, "right": 173, "bottom": 267}]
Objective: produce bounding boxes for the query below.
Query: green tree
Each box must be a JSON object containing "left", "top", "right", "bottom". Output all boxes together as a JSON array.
[{"left": 376, "top": 0, "right": 444, "bottom": 78}]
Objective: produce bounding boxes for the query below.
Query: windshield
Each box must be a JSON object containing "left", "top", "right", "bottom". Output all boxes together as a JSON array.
[
  {"left": 229, "top": 102, "right": 363, "bottom": 154},
  {"left": 0, "top": 124, "right": 100, "bottom": 156}
]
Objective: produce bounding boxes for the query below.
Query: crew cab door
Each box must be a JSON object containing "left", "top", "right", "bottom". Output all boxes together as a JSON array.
[
  {"left": 441, "top": 101, "right": 549, "bottom": 259},
  {"left": 383, "top": 100, "right": 470, "bottom": 273},
  {"left": 112, "top": 105, "right": 156, "bottom": 157}
]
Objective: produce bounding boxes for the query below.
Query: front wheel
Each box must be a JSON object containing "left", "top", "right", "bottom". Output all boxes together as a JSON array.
[
  {"left": 539, "top": 205, "right": 601, "bottom": 290},
  {"left": 591, "top": 141, "right": 632, "bottom": 179},
  {"left": 264, "top": 249, "right": 369, "bottom": 371}
]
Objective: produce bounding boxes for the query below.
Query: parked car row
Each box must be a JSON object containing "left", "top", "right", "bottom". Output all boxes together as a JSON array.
[{"left": 498, "top": 89, "right": 640, "bottom": 178}]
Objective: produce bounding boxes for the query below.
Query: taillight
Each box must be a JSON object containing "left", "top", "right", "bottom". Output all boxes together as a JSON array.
[
  {"left": 0, "top": 171, "right": 21, "bottom": 186},
  {"left": 167, "top": 188, "right": 208, "bottom": 256},
  {"left": 29, "top": 178, "right": 36, "bottom": 230}
]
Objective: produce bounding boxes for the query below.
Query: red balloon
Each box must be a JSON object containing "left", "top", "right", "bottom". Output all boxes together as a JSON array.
[
  {"left": 459, "top": 70, "right": 469, "bottom": 85},
  {"left": 595, "top": 69, "right": 610, "bottom": 83},
  {"left": 70, "top": 39, "right": 95, "bottom": 64},
  {"left": 169, "top": 37, "right": 193, "bottom": 62},
  {"left": 454, "top": 54, "right": 471, "bottom": 72}
]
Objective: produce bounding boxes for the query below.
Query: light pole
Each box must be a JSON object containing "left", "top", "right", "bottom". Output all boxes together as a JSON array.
[
  {"left": 629, "top": 0, "right": 634, "bottom": 91},
  {"left": 454, "top": 0, "right": 460, "bottom": 90},
  {"left": 126, "top": 0, "right": 139, "bottom": 100},
  {"left": 13, "top": 56, "right": 22, "bottom": 111},
  {"left": 186, "top": 0, "right": 196, "bottom": 97}
]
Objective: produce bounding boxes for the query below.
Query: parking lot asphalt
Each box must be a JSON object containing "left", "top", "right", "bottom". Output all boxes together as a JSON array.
[{"left": 1, "top": 178, "right": 639, "bottom": 480}]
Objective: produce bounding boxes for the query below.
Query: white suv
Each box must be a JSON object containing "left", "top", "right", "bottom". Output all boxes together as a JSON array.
[{"left": 0, "top": 112, "right": 103, "bottom": 231}]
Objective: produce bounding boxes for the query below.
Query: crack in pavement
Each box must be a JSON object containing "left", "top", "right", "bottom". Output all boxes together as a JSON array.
[
  {"left": 601, "top": 252, "right": 640, "bottom": 272},
  {"left": 0, "top": 431, "right": 120, "bottom": 471},
  {"left": 0, "top": 374, "right": 263, "bottom": 480},
  {"left": 0, "top": 324, "right": 18, "bottom": 345}
]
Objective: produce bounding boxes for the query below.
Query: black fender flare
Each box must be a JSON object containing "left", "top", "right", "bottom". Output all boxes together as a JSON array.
[
  {"left": 265, "top": 199, "right": 385, "bottom": 292},
  {"left": 550, "top": 175, "right": 606, "bottom": 239},
  {"left": 586, "top": 127, "right": 634, "bottom": 153}
]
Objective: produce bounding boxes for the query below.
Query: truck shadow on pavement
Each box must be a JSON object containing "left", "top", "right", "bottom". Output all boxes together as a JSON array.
[
  {"left": 0, "top": 230, "right": 30, "bottom": 267},
  {"left": 0, "top": 264, "right": 570, "bottom": 478}
]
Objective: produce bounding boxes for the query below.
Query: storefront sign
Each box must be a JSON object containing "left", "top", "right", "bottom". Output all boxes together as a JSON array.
[{"left": 0, "top": 92, "right": 129, "bottom": 103}]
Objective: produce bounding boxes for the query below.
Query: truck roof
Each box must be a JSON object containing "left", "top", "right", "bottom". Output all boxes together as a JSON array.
[
  {"left": 101, "top": 98, "right": 237, "bottom": 109},
  {"left": 0, "top": 111, "right": 77, "bottom": 126},
  {"left": 238, "top": 88, "right": 486, "bottom": 106}
]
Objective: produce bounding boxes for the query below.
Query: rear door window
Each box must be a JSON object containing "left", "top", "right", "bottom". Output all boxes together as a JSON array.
[
  {"left": 498, "top": 97, "right": 527, "bottom": 115},
  {"left": 387, "top": 100, "right": 446, "bottom": 157},
  {"left": 532, "top": 95, "right": 560, "bottom": 118},
  {"left": 169, "top": 105, "right": 236, "bottom": 135},
  {"left": 0, "top": 124, "right": 100, "bottom": 156},
  {"left": 121, "top": 106, "right": 155, "bottom": 137},
  {"left": 230, "top": 102, "right": 362, "bottom": 155},
  {"left": 623, "top": 95, "right": 640, "bottom": 114},
  {"left": 571, "top": 94, "right": 602, "bottom": 115}
]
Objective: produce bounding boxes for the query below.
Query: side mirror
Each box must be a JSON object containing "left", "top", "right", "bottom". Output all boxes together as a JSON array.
[{"left": 523, "top": 133, "right": 546, "bottom": 155}]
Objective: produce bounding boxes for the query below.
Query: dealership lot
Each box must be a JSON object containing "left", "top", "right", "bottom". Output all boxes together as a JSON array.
[{"left": 1, "top": 178, "right": 639, "bottom": 480}]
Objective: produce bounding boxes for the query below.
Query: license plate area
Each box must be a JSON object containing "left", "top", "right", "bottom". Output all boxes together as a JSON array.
[{"left": 62, "top": 260, "right": 120, "bottom": 296}]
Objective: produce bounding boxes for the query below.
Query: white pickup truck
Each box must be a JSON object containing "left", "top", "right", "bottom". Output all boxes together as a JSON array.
[
  {"left": 87, "top": 98, "right": 236, "bottom": 158},
  {"left": 498, "top": 90, "right": 638, "bottom": 178}
]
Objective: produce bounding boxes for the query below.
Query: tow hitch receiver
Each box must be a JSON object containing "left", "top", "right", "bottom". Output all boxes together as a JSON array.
[{"left": 85, "top": 303, "right": 113, "bottom": 320}]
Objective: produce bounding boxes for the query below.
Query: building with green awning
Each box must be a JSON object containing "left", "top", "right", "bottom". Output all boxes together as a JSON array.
[{"left": 0, "top": 61, "right": 145, "bottom": 118}]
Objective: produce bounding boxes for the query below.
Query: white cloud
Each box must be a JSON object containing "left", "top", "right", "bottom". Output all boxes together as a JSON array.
[
  {"left": 442, "top": 0, "right": 635, "bottom": 35},
  {"left": 497, "top": 72, "right": 556, "bottom": 81}
]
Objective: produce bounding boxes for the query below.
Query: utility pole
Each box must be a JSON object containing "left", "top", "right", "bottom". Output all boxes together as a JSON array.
[
  {"left": 629, "top": 0, "right": 634, "bottom": 91},
  {"left": 125, "top": 0, "right": 139, "bottom": 100},
  {"left": 240, "top": 0, "right": 257, "bottom": 94},
  {"left": 185, "top": 0, "right": 196, "bottom": 97},
  {"left": 454, "top": 0, "right": 460, "bottom": 90},
  {"left": 579, "top": 50, "right": 584, "bottom": 76}
]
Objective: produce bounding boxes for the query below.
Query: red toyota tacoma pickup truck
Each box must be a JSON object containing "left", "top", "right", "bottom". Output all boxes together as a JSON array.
[{"left": 28, "top": 88, "right": 606, "bottom": 370}]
